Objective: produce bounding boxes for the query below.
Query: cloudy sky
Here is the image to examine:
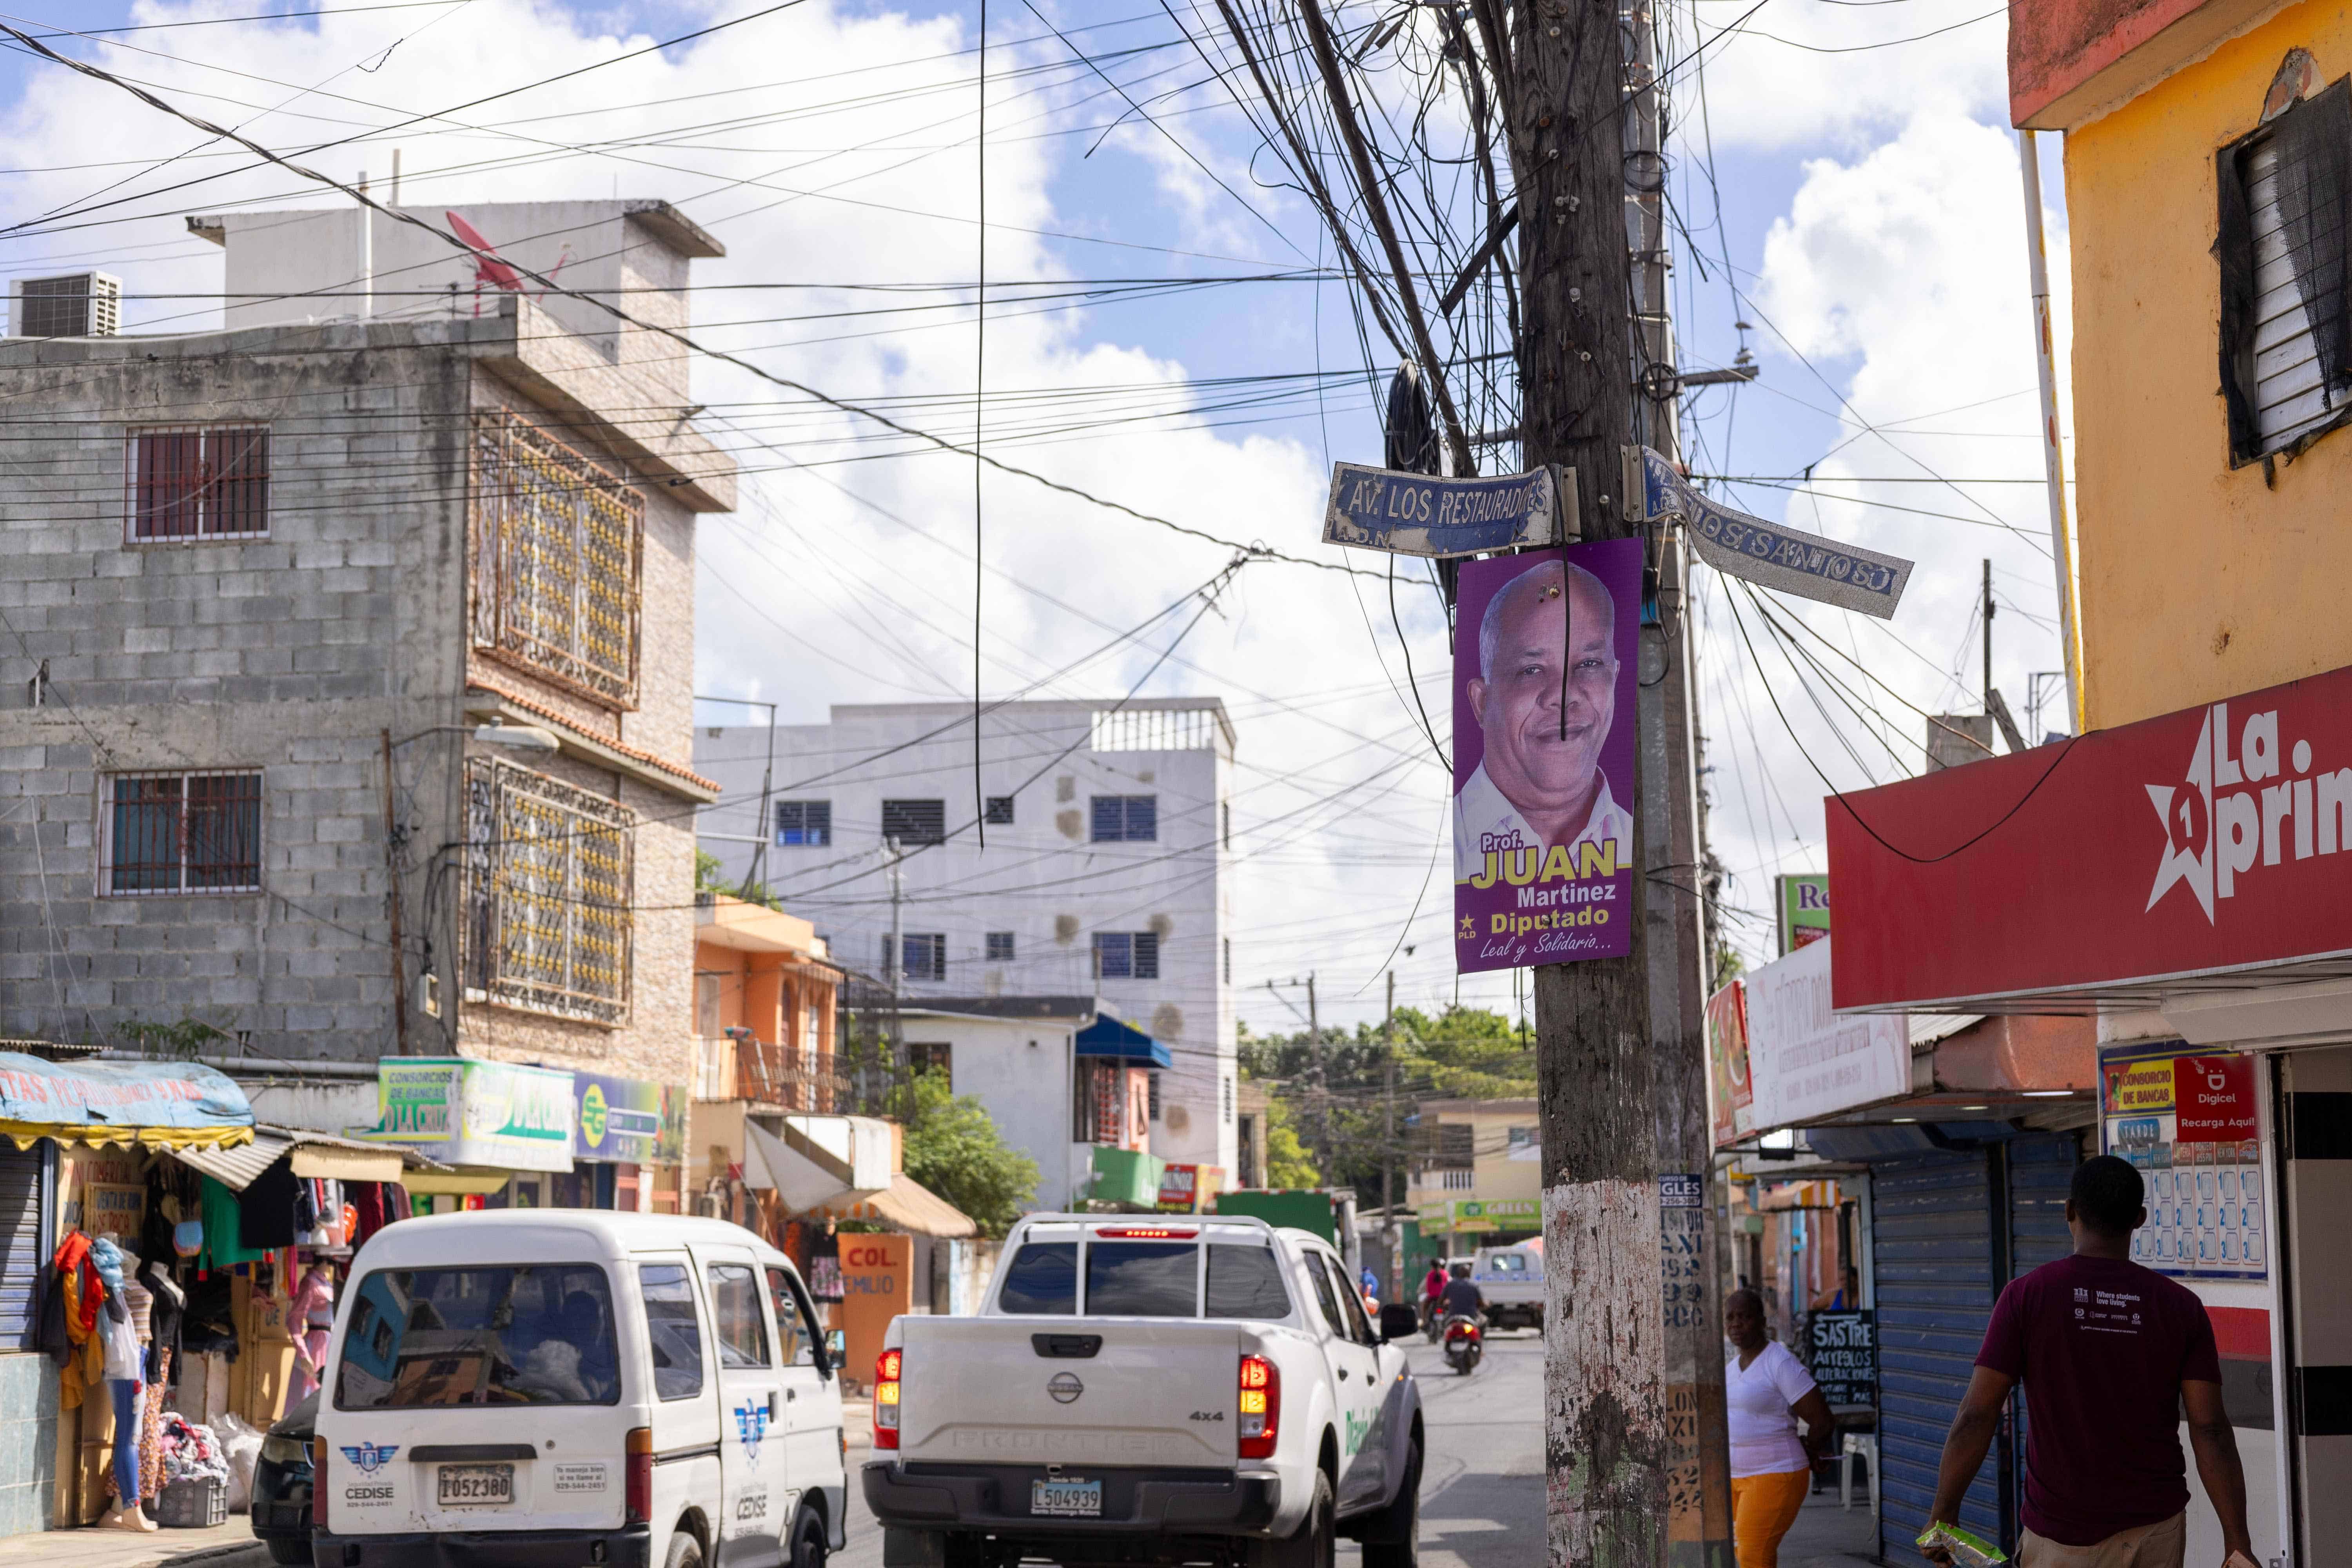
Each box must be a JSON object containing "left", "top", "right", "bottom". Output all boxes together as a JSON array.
[{"left": 0, "top": 0, "right": 2073, "bottom": 1032}]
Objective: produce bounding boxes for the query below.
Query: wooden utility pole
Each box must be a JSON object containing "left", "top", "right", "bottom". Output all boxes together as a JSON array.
[
  {"left": 1503, "top": 0, "right": 1735, "bottom": 1557},
  {"left": 1382, "top": 969, "right": 1399, "bottom": 1299}
]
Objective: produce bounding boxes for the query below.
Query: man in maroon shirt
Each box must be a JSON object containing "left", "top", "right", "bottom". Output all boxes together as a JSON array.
[{"left": 1924, "top": 1155, "right": 2253, "bottom": 1567}]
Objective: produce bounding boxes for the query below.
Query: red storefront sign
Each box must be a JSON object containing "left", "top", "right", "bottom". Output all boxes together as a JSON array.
[
  {"left": 1829, "top": 661, "right": 2352, "bottom": 1010},
  {"left": 2174, "top": 1055, "right": 2256, "bottom": 1142}
]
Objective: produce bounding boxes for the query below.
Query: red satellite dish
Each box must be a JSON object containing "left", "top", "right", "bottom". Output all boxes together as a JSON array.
[{"left": 447, "top": 210, "right": 524, "bottom": 293}]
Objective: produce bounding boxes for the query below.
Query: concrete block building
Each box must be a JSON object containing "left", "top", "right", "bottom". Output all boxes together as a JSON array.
[
  {"left": 696, "top": 699, "right": 1240, "bottom": 1177},
  {"left": 0, "top": 200, "right": 735, "bottom": 1091}
]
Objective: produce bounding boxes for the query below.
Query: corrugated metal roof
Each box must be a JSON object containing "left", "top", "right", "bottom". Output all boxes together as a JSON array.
[{"left": 171, "top": 1124, "right": 447, "bottom": 1192}]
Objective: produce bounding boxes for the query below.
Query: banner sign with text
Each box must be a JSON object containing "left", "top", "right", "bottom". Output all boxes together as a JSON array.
[
  {"left": 1323, "top": 462, "right": 1568, "bottom": 557},
  {"left": 1453, "top": 539, "right": 1642, "bottom": 973},
  {"left": 2100, "top": 1042, "right": 2264, "bottom": 1279},
  {"left": 1831, "top": 662, "right": 2352, "bottom": 1010},
  {"left": 1630, "top": 447, "right": 1912, "bottom": 619}
]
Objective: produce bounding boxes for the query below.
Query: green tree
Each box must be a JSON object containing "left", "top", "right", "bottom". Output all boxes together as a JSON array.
[
  {"left": 900, "top": 1071, "right": 1040, "bottom": 1238},
  {"left": 1262, "top": 1097, "right": 1320, "bottom": 1189}
]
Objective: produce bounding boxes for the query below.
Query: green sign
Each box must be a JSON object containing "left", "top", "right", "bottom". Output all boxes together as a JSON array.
[
  {"left": 1776, "top": 873, "right": 1830, "bottom": 957},
  {"left": 1416, "top": 1197, "right": 1540, "bottom": 1232},
  {"left": 363, "top": 1057, "right": 575, "bottom": 1172}
]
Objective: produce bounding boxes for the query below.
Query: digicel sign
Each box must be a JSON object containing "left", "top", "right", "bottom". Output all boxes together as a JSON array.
[
  {"left": 2175, "top": 1056, "right": 2256, "bottom": 1143},
  {"left": 1829, "top": 661, "right": 2352, "bottom": 1011}
]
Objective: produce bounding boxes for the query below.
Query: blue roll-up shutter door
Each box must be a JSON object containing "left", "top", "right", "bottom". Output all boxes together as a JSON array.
[
  {"left": 1874, "top": 1148, "right": 2000, "bottom": 1555},
  {"left": 0, "top": 1141, "right": 50, "bottom": 1351},
  {"left": 1873, "top": 1132, "right": 2081, "bottom": 1559}
]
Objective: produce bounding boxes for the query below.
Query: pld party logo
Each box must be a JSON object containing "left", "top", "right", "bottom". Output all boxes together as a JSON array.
[{"left": 2147, "top": 701, "right": 2352, "bottom": 921}]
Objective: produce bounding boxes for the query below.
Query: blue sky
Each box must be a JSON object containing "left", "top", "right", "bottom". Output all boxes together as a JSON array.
[{"left": 0, "top": 0, "right": 2073, "bottom": 1026}]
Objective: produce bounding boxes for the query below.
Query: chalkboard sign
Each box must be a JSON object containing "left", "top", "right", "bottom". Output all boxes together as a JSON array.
[{"left": 1807, "top": 1310, "right": 1876, "bottom": 1406}]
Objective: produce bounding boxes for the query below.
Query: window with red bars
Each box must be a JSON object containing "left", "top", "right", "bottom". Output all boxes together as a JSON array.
[
  {"left": 104, "top": 771, "right": 263, "bottom": 895},
  {"left": 127, "top": 426, "right": 269, "bottom": 540}
]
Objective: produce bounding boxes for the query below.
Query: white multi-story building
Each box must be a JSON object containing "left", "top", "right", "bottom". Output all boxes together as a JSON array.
[{"left": 695, "top": 699, "right": 1238, "bottom": 1176}]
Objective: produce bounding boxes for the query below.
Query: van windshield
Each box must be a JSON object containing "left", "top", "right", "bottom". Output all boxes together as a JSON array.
[{"left": 335, "top": 1265, "right": 621, "bottom": 1409}]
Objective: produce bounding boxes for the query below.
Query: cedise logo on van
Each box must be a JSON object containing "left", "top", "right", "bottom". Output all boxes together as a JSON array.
[{"left": 341, "top": 1443, "right": 399, "bottom": 1475}]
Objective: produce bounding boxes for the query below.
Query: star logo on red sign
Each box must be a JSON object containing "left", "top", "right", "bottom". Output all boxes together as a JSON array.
[{"left": 2145, "top": 708, "right": 2216, "bottom": 922}]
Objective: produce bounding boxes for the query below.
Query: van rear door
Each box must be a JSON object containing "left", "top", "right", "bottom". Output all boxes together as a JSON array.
[{"left": 328, "top": 1258, "right": 630, "bottom": 1535}]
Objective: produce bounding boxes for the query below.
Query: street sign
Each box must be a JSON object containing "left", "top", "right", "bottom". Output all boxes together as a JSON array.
[
  {"left": 1625, "top": 446, "right": 1913, "bottom": 619},
  {"left": 1323, "top": 461, "right": 1571, "bottom": 557}
]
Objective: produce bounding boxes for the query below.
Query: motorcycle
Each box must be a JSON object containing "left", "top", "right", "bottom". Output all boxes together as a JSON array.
[
  {"left": 1423, "top": 1299, "right": 1445, "bottom": 1343},
  {"left": 1442, "top": 1313, "right": 1483, "bottom": 1376}
]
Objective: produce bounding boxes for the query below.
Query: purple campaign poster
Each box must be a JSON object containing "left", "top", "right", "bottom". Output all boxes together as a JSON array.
[{"left": 1452, "top": 539, "right": 1642, "bottom": 973}]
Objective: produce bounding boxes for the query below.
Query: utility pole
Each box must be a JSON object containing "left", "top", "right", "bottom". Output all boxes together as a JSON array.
[
  {"left": 886, "top": 835, "right": 906, "bottom": 1116},
  {"left": 1382, "top": 968, "right": 1399, "bottom": 1300},
  {"left": 1510, "top": 0, "right": 1734, "bottom": 1555},
  {"left": 1982, "top": 557, "right": 1996, "bottom": 714},
  {"left": 1305, "top": 972, "right": 1323, "bottom": 1178}
]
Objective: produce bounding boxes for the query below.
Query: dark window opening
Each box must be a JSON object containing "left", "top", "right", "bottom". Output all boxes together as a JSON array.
[
  {"left": 984, "top": 795, "right": 1015, "bottom": 825},
  {"left": 775, "top": 800, "right": 831, "bottom": 847},
  {"left": 106, "top": 771, "right": 261, "bottom": 895},
  {"left": 1089, "top": 795, "right": 1158, "bottom": 843},
  {"left": 882, "top": 799, "right": 947, "bottom": 845},
  {"left": 1093, "top": 931, "right": 1160, "bottom": 981},
  {"left": 129, "top": 426, "right": 269, "bottom": 541},
  {"left": 985, "top": 932, "right": 1015, "bottom": 962}
]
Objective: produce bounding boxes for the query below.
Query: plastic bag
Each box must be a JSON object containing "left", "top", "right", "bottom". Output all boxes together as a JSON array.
[{"left": 212, "top": 1412, "right": 262, "bottom": 1512}]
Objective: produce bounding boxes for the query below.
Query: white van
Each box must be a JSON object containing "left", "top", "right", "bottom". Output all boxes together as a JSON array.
[{"left": 312, "top": 1211, "right": 846, "bottom": 1568}]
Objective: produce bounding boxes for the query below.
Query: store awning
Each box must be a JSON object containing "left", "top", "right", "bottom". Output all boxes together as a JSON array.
[
  {"left": 0, "top": 1055, "right": 252, "bottom": 1151},
  {"left": 1075, "top": 1014, "right": 1172, "bottom": 1069},
  {"left": 743, "top": 1120, "right": 856, "bottom": 1210},
  {"left": 815, "top": 1173, "right": 976, "bottom": 1238},
  {"left": 171, "top": 1125, "right": 446, "bottom": 1192}
]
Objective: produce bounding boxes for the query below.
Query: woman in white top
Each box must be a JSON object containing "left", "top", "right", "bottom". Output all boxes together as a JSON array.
[{"left": 1724, "top": 1288, "right": 1835, "bottom": 1568}]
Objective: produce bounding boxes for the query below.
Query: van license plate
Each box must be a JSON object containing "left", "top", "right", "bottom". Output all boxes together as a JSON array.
[
  {"left": 438, "top": 1465, "right": 513, "bottom": 1506},
  {"left": 1031, "top": 1479, "right": 1102, "bottom": 1517}
]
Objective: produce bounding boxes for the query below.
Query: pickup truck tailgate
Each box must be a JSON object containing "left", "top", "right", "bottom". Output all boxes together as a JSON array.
[{"left": 897, "top": 1318, "right": 1242, "bottom": 1468}]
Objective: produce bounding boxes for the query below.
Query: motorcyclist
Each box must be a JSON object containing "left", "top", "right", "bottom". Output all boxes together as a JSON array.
[
  {"left": 1438, "top": 1260, "right": 1485, "bottom": 1323},
  {"left": 1420, "top": 1260, "right": 1448, "bottom": 1328}
]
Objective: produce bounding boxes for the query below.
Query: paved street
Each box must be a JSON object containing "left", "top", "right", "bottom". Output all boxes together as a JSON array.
[{"left": 835, "top": 1328, "right": 1544, "bottom": 1568}]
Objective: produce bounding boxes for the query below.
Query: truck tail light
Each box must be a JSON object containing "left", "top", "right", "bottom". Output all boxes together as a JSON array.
[
  {"left": 875, "top": 1349, "right": 902, "bottom": 1450},
  {"left": 1238, "top": 1355, "right": 1279, "bottom": 1459},
  {"left": 626, "top": 1427, "right": 653, "bottom": 1524},
  {"left": 311, "top": 1439, "right": 329, "bottom": 1529}
]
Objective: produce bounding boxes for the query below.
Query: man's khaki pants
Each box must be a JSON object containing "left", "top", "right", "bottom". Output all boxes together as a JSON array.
[{"left": 2018, "top": 1512, "right": 2185, "bottom": 1568}]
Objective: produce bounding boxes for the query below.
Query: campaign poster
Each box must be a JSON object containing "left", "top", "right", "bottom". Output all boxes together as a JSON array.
[{"left": 1452, "top": 539, "right": 1642, "bottom": 973}]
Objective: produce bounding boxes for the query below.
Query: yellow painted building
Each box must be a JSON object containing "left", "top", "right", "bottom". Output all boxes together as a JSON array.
[
  {"left": 1405, "top": 1097, "right": 1541, "bottom": 1245},
  {"left": 2020, "top": 0, "right": 2352, "bottom": 728}
]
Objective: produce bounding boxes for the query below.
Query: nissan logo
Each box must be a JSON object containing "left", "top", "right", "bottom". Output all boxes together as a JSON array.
[{"left": 1048, "top": 1372, "right": 1084, "bottom": 1404}]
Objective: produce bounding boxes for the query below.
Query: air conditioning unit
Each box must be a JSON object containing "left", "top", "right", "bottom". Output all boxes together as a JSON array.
[{"left": 8, "top": 271, "right": 120, "bottom": 338}]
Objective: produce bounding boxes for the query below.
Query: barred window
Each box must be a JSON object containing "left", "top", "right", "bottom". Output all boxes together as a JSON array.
[
  {"left": 463, "top": 759, "right": 634, "bottom": 1025},
  {"left": 1090, "top": 795, "right": 1158, "bottom": 842},
  {"left": 126, "top": 426, "right": 269, "bottom": 541},
  {"left": 984, "top": 795, "right": 1015, "bottom": 825},
  {"left": 102, "top": 770, "right": 261, "bottom": 895},
  {"left": 985, "top": 931, "right": 1015, "bottom": 962},
  {"left": 881, "top": 799, "right": 946, "bottom": 846},
  {"left": 886, "top": 933, "right": 946, "bottom": 983},
  {"left": 470, "top": 410, "right": 644, "bottom": 708},
  {"left": 1093, "top": 931, "right": 1159, "bottom": 981},
  {"left": 775, "top": 800, "right": 830, "bottom": 847}
]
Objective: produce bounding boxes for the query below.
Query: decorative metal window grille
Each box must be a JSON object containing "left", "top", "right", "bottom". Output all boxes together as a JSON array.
[
  {"left": 126, "top": 426, "right": 269, "bottom": 541},
  {"left": 1074, "top": 1059, "right": 1123, "bottom": 1144},
  {"left": 881, "top": 799, "right": 946, "bottom": 846},
  {"left": 1089, "top": 795, "right": 1158, "bottom": 843},
  {"left": 462, "top": 759, "right": 633, "bottom": 1025},
  {"left": 1147, "top": 1071, "right": 1162, "bottom": 1122},
  {"left": 775, "top": 800, "right": 831, "bottom": 847},
  {"left": 470, "top": 410, "right": 644, "bottom": 707},
  {"left": 1093, "top": 931, "right": 1159, "bottom": 981},
  {"left": 984, "top": 795, "right": 1015, "bottom": 825},
  {"left": 103, "top": 770, "right": 261, "bottom": 895},
  {"left": 985, "top": 931, "right": 1015, "bottom": 962}
]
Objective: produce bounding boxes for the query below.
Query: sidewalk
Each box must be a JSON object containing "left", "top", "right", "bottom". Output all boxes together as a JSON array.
[
  {"left": 0, "top": 1519, "right": 267, "bottom": 1568},
  {"left": 1779, "top": 1477, "right": 1881, "bottom": 1568}
]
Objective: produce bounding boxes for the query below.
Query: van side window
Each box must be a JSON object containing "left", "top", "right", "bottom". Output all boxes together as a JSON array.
[
  {"left": 766, "top": 1266, "right": 824, "bottom": 1370},
  {"left": 1302, "top": 1254, "right": 1347, "bottom": 1337},
  {"left": 709, "top": 1263, "right": 771, "bottom": 1368},
  {"left": 640, "top": 1263, "right": 706, "bottom": 1401}
]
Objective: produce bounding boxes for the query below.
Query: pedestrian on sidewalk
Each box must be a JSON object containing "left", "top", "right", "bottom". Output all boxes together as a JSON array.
[
  {"left": 1725, "top": 1286, "right": 1835, "bottom": 1568},
  {"left": 1923, "top": 1155, "right": 2255, "bottom": 1568}
]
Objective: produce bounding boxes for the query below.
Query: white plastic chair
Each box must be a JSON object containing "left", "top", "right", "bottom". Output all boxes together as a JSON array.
[{"left": 1839, "top": 1432, "right": 1878, "bottom": 1511}]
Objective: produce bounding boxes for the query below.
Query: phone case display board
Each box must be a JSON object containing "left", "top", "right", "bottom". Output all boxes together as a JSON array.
[{"left": 2100, "top": 1043, "right": 2267, "bottom": 1278}]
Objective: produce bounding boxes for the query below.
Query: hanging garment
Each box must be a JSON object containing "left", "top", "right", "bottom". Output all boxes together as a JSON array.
[
  {"left": 138, "top": 1349, "right": 170, "bottom": 1503},
  {"left": 199, "top": 1177, "right": 267, "bottom": 1271},
  {"left": 143, "top": 1263, "right": 183, "bottom": 1383},
  {"left": 237, "top": 1162, "right": 297, "bottom": 1251}
]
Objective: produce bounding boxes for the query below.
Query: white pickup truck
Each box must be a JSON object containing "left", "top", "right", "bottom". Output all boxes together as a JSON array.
[
  {"left": 1469, "top": 1240, "right": 1545, "bottom": 1332},
  {"left": 862, "top": 1214, "right": 1425, "bottom": 1568}
]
